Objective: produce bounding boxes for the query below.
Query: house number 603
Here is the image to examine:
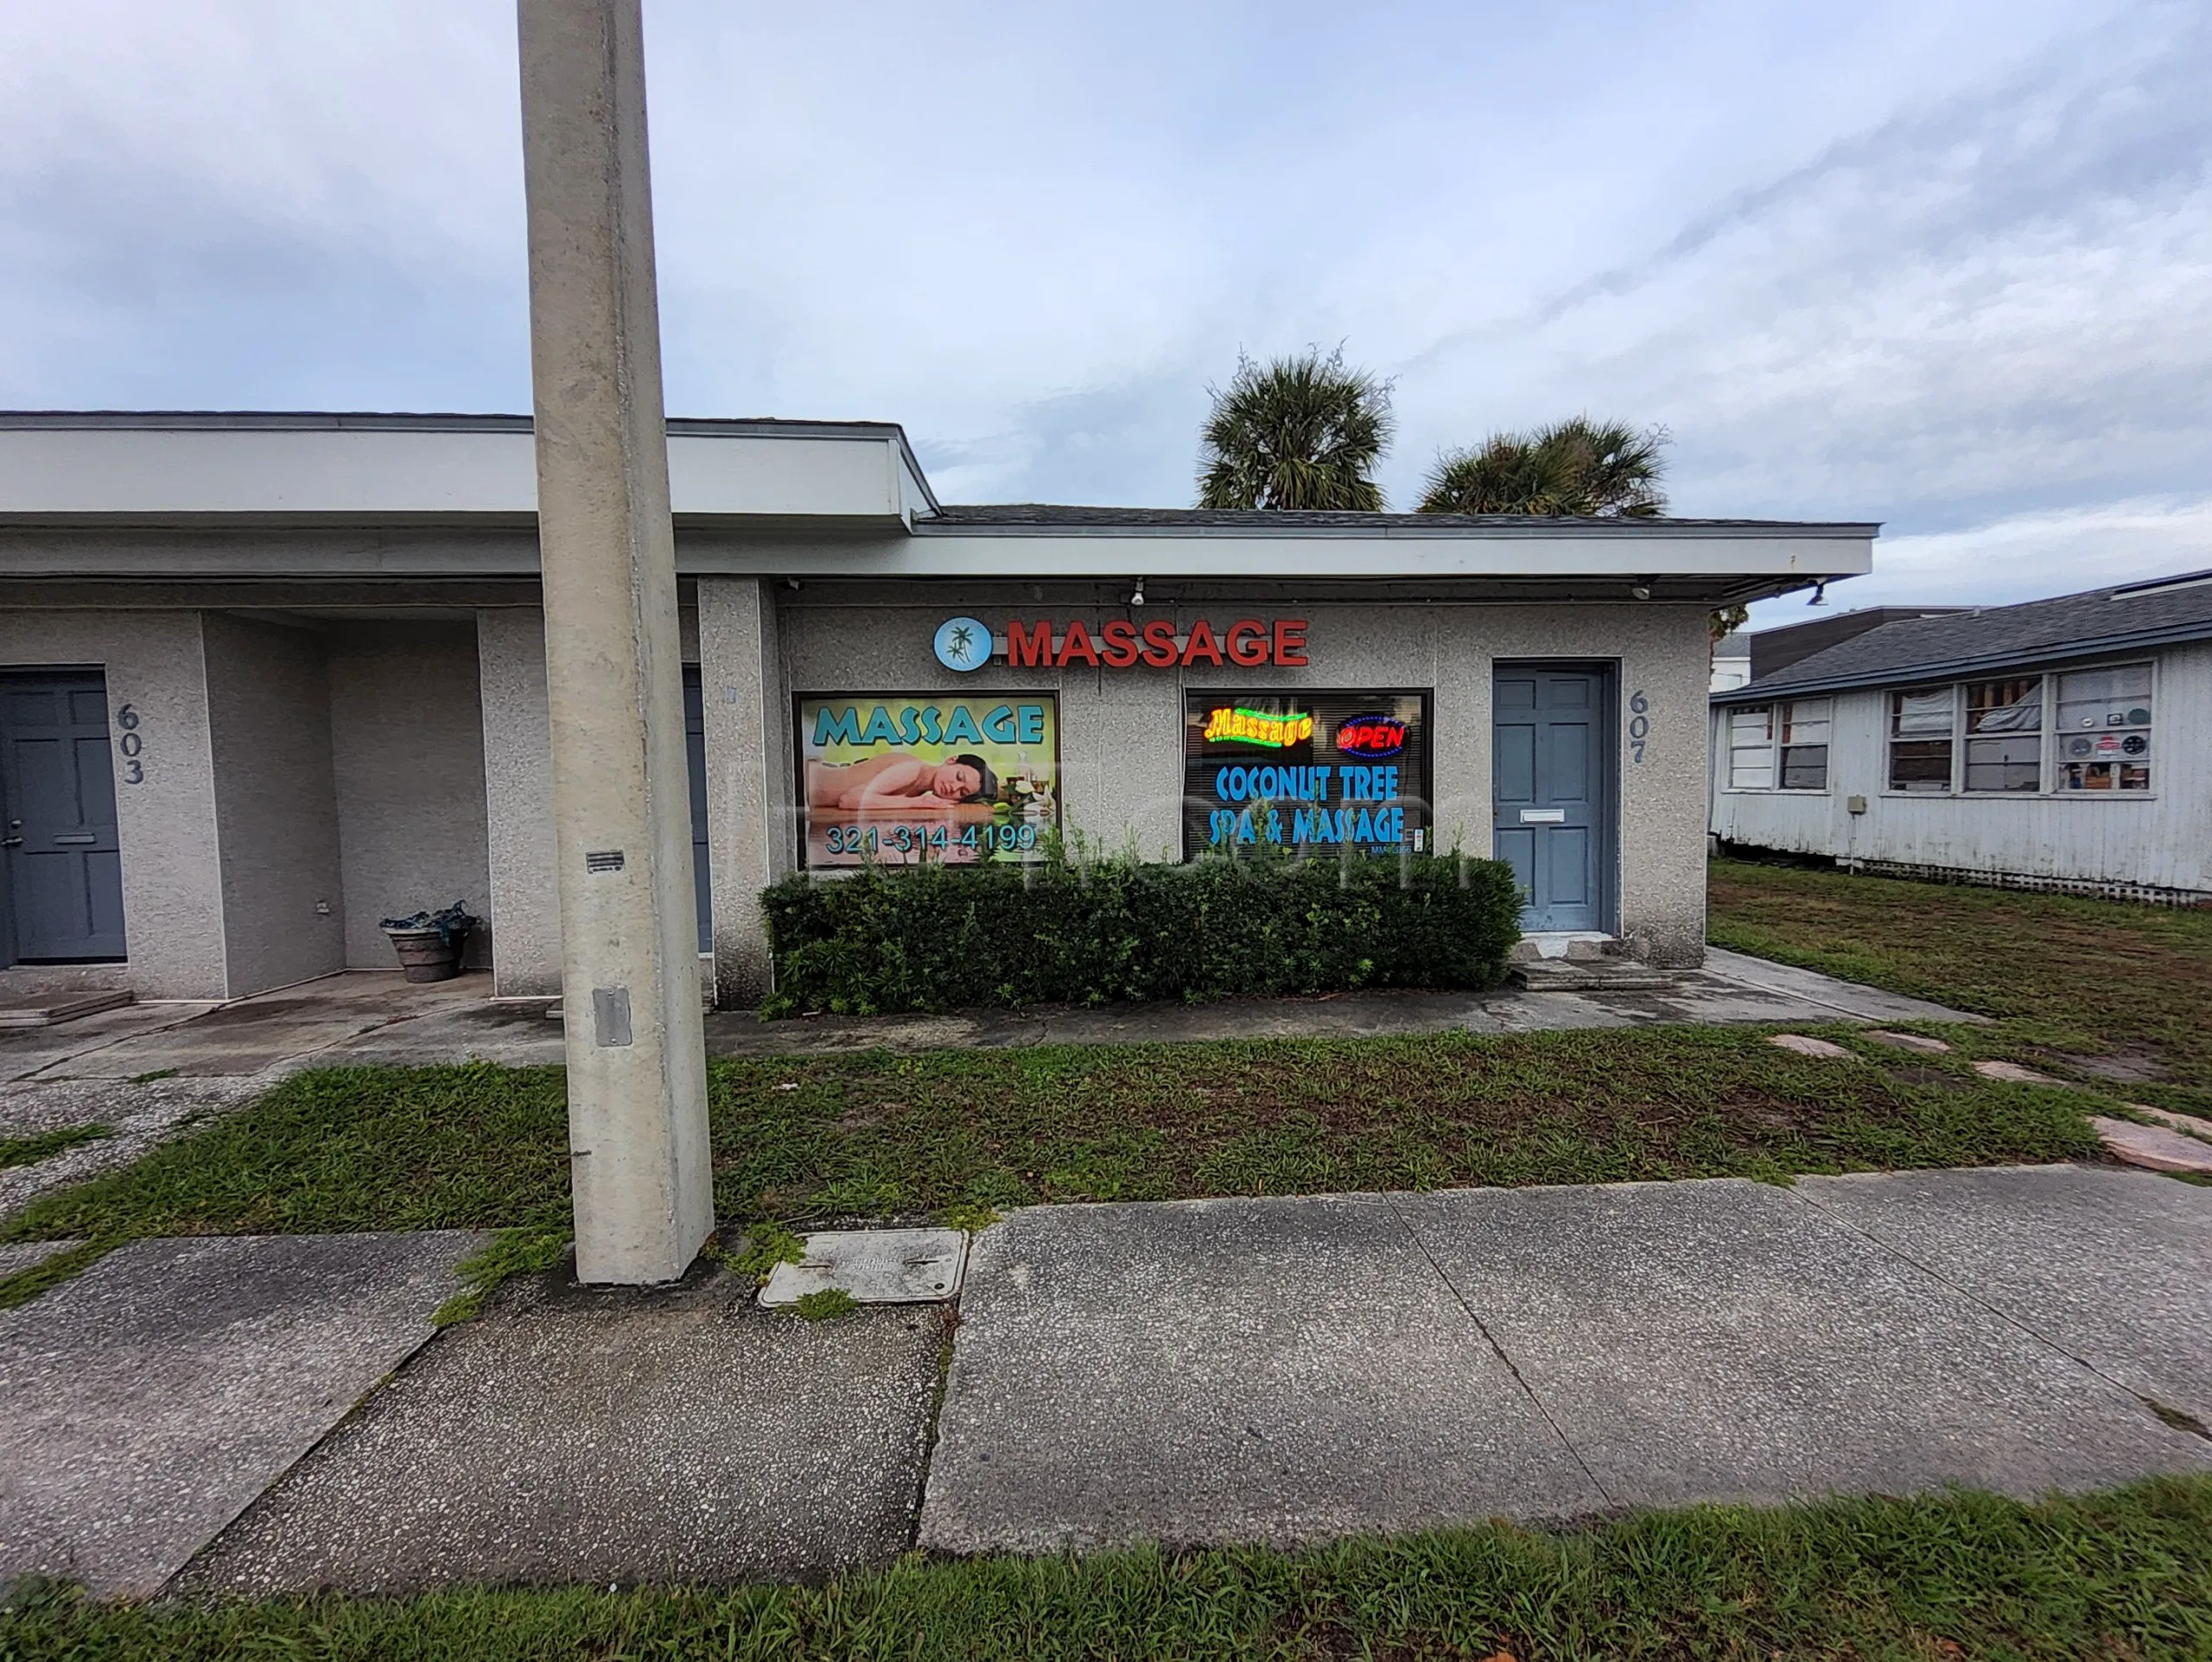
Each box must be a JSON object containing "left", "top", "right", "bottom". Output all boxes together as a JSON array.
[
  {"left": 1628, "top": 690, "right": 1650, "bottom": 762},
  {"left": 115, "top": 703, "right": 145, "bottom": 784}
]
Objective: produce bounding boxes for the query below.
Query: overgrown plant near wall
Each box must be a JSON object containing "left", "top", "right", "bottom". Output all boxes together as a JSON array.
[{"left": 760, "top": 844, "right": 1522, "bottom": 1016}]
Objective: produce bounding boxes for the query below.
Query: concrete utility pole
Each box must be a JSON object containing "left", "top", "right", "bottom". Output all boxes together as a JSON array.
[{"left": 517, "top": 0, "right": 713, "bottom": 1283}]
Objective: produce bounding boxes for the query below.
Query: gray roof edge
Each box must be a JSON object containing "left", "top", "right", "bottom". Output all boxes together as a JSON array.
[
  {"left": 917, "top": 513, "right": 1880, "bottom": 538},
  {"left": 0, "top": 408, "right": 942, "bottom": 519},
  {"left": 0, "top": 410, "right": 908, "bottom": 438},
  {"left": 1710, "top": 618, "right": 2212, "bottom": 704}
]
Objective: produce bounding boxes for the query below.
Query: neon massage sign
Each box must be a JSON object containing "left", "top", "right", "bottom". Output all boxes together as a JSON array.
[{"left": 1203, "top": 707, "right": 1315, "bottom": 748}]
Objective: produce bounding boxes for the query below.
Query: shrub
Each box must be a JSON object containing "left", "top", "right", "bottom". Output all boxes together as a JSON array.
[{"left": 760, "top": 848, "right": 1522, "bottom": 1016}]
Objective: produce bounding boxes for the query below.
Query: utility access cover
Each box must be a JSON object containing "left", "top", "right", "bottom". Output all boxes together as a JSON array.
[{"left": 759, "top": 1228, "right": 968, "bottom": 1309}]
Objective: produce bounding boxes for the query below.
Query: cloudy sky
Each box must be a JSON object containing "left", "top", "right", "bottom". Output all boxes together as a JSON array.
[{"left": 3, "top": 1, "right": 2205, "bottom": 621}]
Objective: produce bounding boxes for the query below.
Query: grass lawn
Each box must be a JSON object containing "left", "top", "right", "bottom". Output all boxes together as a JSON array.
[
  {"left": 5, "top": 1478, "right": 2209, "bottom": 1660},
  {"left": 6, "top": 861, "right": 2201, "bottom": 1304},
  {"left": 1709, "top": 858, "right": 2212, "bottom": 1118},
  {"left": 1, "top": 1018, "right": 2108, "bottom": 1302}
]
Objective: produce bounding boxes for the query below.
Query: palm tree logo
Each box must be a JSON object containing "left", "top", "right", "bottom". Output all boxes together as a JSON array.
[{"left": 934, "top": 616, "right": 992, "bottom": 672}]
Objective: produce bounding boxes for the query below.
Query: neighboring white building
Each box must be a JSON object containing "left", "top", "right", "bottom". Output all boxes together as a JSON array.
[
  {"left": 1710, "top": 570, "right": 2212, "bottom": 901},
  {"left": 1709, "top": 630, "right": 1751, "bottom": 692}
]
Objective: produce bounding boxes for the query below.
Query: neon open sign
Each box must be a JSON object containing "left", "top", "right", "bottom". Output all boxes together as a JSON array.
[
  {"left": 1333, "top": 715, "right": 1408, "bottom": 758},
  {"left": 1203, "top": 707, "right": 1315, "bottom": 748}
]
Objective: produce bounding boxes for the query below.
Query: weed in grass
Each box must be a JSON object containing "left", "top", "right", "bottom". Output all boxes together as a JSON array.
[
  {"left": 790, "top": 1287, "right": 857, "bottom": 1321},
  {"left": 0, "top": 1123, "right": 110, "bottom": 1169},
  {"left": 936, "top": 1201, "right": 1002, "bottom": 1233},
  {"left": 431, "top": 1225, "right": 574, "bottom": 1326},
  {"left": 728, "top": 1221, "right": 806, "bottom": 1283},
  {"left": 127, "top": 1067, "right": 181, "bottom": 1084}
]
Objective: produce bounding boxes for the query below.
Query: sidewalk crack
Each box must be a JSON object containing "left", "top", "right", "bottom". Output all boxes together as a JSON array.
[
  {"left": 1784, "top": 1181, "right": 2188, "bottom": 1438},
  {"left": 1385, "top": 1193, "right": 1615, "bottom": 1509}
]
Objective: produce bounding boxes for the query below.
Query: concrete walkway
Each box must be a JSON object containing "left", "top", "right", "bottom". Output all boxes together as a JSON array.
[
  {"left": 0, "top": 1232, "right": 481, "bottom": 1596},
  {"left": 3, "top": 1163, "right": 2202, "bottom": 1595},
  {"left": 1, "top": 950, "right": 1977, "bottom": 1087}
]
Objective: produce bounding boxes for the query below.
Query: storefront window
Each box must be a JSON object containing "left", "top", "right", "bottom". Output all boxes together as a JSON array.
[
  {"left": 1726, "top": 707, "right": 1773, "bottom": 789},
  {"left": 1888, "top": 685, "right": 1955, "bottom": 793},
  {"left": 1182, "top": 691, "right": 1431, "bottom": 858},
  {"left": 2054, "top": 665, "right": 2152, "bottom": 793},
  {"left": 1777, "top": 699, "right": 1832, "bottom": 790},
  {"left": 792, "top": 692, "right": 1060, "bottom": 867},
  {"left": 1963, "top": 678, "right": 2043, "bottom": 793}
]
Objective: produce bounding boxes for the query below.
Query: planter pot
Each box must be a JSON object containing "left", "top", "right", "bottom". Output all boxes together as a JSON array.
[{"left": 385, "top": 927, "right": 467, "bottom": 984}]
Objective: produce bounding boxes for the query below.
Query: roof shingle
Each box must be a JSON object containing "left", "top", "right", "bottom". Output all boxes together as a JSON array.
[{"left": 1718, "top": 571, "right": 2212, "bottom": 701}]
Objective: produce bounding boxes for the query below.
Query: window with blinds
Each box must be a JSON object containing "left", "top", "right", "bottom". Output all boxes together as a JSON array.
[
  {"left": 1963, "top": 678, "right": 2043, "bottom": 793},
  {"left": 1887, "top": 685, "right": 1955, "bottom": 793}
]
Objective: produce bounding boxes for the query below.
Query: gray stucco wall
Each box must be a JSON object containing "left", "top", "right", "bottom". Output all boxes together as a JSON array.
[
  {"left": 475, "top": 603, "right": 713, "bottom": 1000},
  {"left": 0, "top": 609, "right": 228, "bottom": 997},
  {"left": 200, "top": 612, "right": 348, "bottom": 996},
  {"left": 476, "top": 606, "right": 563, "bottom": 997},
  {"left": 328, "top": 621, "right": 493, "bottom": 968},
  {"left": 771, "top": 588, "right": 1713, "bottom": 966},
  {"left": 698, "top": 576, "right": 789, "bottom": 1007}
]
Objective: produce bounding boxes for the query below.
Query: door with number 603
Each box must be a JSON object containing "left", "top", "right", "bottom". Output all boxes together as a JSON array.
[{"left": 0, "top": 672, "right": 127, "bottom": 962}]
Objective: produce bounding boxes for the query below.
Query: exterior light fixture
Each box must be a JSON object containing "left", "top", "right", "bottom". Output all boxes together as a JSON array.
[
  {"left": 1630, "top": 583, "right": 1652, "bottom": 601},
  {"left": 1130, "top": 578, "right": 1147, "bottom": 608}
]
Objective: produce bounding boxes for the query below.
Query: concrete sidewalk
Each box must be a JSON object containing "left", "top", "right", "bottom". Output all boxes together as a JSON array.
[
  {"left": 920, "top": 1165, "right": 2212, "bottom": 1552},
  {"left": 4, "top": 1162, "right": 2202, "bottom": 1596}
]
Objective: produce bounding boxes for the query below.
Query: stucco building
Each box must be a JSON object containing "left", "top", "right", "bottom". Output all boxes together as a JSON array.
[{"left": 0, "top": 411, "right": 1872, "bottom": 1005}]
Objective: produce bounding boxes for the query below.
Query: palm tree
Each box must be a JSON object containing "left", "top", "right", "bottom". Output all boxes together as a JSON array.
[
  {"left": 1198, "top": 347, "right": 1393, "bottom": 510},
  {"left": 1419, "top": 417, "right": 1667, "bottom": 517}
]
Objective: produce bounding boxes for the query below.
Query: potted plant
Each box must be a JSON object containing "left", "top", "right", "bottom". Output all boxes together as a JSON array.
[{"left": 378, "top": 901, "right": 480, "bottom": 984}]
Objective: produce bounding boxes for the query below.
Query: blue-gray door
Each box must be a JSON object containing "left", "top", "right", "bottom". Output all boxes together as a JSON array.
[
  {"left": 1492, "top": 665, "right": 1611, "bottom": 933},
  {"left": 683, "top": 667, "right": 711, "bottom": 953},
  {"left": 1, "top": 672, "right": 127, "bottom": 962}
]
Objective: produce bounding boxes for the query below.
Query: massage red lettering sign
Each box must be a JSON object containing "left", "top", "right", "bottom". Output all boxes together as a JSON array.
[{"left": 995, "top": 618, "right": 1309, "bottom": 671}]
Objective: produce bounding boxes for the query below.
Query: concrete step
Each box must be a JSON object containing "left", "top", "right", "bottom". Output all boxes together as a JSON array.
[
  {"left": 0, "top": 988, "right": 136, "bottom": 1028},
  {"left": 1510, "top": 959, "right": 1676, "bottom": 993}
]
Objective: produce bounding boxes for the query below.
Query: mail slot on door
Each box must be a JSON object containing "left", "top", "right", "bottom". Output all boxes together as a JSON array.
[{"left": 1519, "top": 808, "right": 1567, "bottom": 824}]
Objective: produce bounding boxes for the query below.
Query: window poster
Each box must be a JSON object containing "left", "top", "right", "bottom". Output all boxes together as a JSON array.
[
  {"left": 796, "top": 693, "right": 1059, "bottom": 868},
  {"left": 1182, "top": 690, "right": 1432, "bottom": 859}
]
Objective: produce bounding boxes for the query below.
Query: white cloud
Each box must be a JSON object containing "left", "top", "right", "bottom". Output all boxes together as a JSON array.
[
  {"left": 0, "top": 0, "right": 2203, "bottom": 569},
  {"left": 1750, "top": 494, "right": 2212, "bottom": 625}
]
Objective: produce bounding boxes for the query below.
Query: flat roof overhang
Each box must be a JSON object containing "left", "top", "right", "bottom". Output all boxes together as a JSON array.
[
  {"left": 0, "top": 525, "right": 1870, "bottom": 608},
  {"left": 0, "top": 411, "right": 1874, "bottom": 608}
]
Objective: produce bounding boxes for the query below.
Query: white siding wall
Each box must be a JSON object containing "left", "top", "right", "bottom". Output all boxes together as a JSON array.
[{"left": 1711, "top": 641, "right": 2212, "bottom": 894}]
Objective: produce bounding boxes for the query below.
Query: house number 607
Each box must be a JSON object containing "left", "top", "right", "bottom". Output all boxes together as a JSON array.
[{"left": 1628, "top": 690, "right": 1650, "bottom": 762}]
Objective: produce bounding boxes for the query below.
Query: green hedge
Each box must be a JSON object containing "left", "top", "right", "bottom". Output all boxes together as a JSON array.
[{"left": 760, "top": 850, "right": 1523, "bottom": 1016}]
